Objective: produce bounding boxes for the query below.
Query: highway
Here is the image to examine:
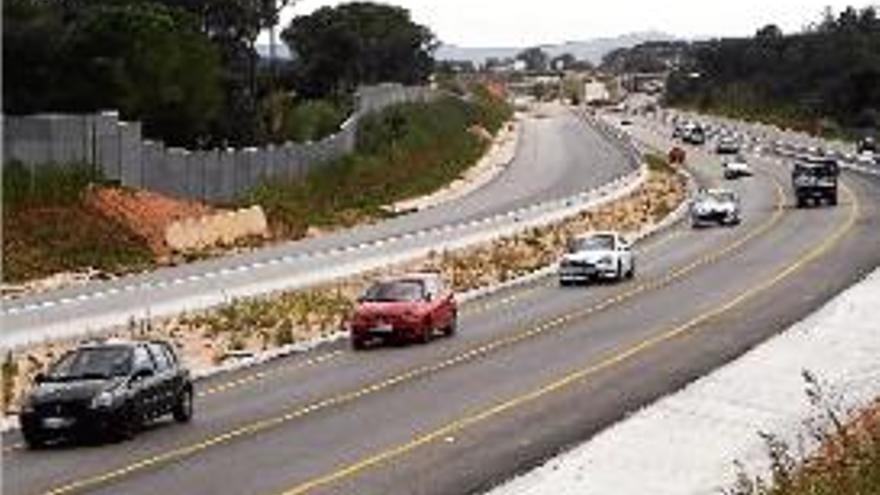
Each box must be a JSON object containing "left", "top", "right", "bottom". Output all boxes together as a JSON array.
[
  {"left": 1, "top": 104, "right": 638, "bottom": 348},
  {"left": 4, "top": 113, "right": 880, "bottom": 495}
]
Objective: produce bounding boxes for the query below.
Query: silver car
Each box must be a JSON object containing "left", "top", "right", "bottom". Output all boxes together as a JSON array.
[{"left": 691, "top": 189, "right": 742, "bottom": 228}]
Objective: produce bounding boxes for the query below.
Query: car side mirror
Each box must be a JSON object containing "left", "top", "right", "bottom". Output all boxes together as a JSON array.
[{"left": 131, "top": 368, "right": 154, "bottom": 383}]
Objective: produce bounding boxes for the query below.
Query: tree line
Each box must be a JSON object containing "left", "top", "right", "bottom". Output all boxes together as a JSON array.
[
  {"left": 664, "top": 6, "right": 880, "bottom": 136},
  {"left": 3, "top": 0, "right": 437, "bottom": 147}
]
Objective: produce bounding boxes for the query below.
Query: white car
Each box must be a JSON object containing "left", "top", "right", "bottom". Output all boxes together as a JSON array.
[
  {"left": 558, "top": 232, "right": 635, "bottom": 286},
  {"left": 691, "top": 189, "right": 742, "bottom": 228},
  {"left": 723, "top": 155, "right": 753, "bottom": 179}
]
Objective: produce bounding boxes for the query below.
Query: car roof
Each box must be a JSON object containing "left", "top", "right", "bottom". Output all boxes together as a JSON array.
[
  {"left": 77, "top": 338, "right": 170, "bottom": 350},
  {"left": 379, "top": 272, "right": 441, "bottom": 283},
  {"left": 573, "top": 231, "right": 619, "bottom": 240},
  {"left": 700, "top": 188, "right": 737, "bottom": 196}
]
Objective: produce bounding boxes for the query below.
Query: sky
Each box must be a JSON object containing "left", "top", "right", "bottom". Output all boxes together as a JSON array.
[{"left": 263, "top": 0, "right": 872, "bottom": 47}]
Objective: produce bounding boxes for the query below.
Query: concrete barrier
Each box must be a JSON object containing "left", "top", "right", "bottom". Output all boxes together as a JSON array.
[
  {"left": 165, "top": 205, "right": 269, "bottom": 253},
  {"left": 2, "top": 84, "right": 440, "bottom": 201}
]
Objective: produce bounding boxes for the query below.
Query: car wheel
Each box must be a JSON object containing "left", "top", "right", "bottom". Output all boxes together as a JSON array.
[
  {"left": 172, "top": 387, "right": 194, "bottom": 423},
  {"left": 415, "top": 321, "right": 432, "bottom": 344},
  {"left": 616, "top": 261, "right": 624, "bottom": 281},
  {"left": 21, "top": 428, "right": 47, "bottom": 450},
  {"left": 627, "top": 260, "right": 636, "bottom": 279},
  {"left": 351, "top": 336, "right": 367, "bottom": 351},
  {"left": 112, "top": 407, "right": 141, "bottom": 442},
  {"left": 829, "top": 195, "right": 838, "bottom": 206},
  {"left": 796, "top": 197, "right": 806, "bottom": 209},
  {"left": 443, "top": 313, "right": 458, "bottom": 337}
]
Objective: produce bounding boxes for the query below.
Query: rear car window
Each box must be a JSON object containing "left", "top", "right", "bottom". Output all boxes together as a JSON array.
[{"left": 363, "top": 280, "right": 426, "bottom": 302}]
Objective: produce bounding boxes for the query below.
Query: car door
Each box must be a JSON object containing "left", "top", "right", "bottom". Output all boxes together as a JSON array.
[
  {"left": 617, "top": 236, "right": 633, "bottom": 273},
  {"left": 433, "top": 278, "right": 455, "bottom": 328},
  {"left": 130, "top": 345, "right": 160, "bottom": 418},
  {"left": 147, "top": 343, "right": 175, "bottom": 414}
]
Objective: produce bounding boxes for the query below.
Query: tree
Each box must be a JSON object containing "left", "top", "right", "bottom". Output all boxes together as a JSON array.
[
  {"left": 551, "top": 53, "right": 577, "bottom": 71},
  {"left": 516, "top": 47, "right": 549, "bottom": 72},
  {"left": 281, "top": 2, "right": 436, "bottom": 98},
  {"left": 3, "top": 1, "right": 224, "bottom": 145},
  {"left": 63, "top": 3, "right": 224, "bottom": 144}
]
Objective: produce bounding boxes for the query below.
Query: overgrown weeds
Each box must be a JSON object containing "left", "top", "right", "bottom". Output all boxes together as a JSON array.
[
  {"left": 248, "top": 93, "right": 513, "bottom": 237},
  {"left": 724, "top": 371, "right": 880, "bottom": 495}
]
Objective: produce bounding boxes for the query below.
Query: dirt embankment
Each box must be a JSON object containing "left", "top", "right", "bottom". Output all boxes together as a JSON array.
[{"left": 83, "top": 187, "right": 213, "bottom": 260}]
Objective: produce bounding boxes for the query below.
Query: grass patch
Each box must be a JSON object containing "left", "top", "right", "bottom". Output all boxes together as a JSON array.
[
  {"left": 645, "top": 153, "right": 676, "bottom": 175},
  {"left": 248, "top": 92, "right": 513, "bottom": 237},
  {"left": 3, "top": 161, "right": 102, "bottom": 209},
  {"left": 2, "top": 162, "right": 154, "bottom": 283}
]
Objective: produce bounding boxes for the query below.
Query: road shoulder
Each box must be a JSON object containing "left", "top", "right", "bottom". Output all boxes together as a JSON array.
[{"left": 487, "top": 266, "right": 880, "bottom": 495}]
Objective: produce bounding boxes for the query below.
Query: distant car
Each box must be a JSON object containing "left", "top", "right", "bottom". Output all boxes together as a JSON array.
[
  {"left": 792, "top": 159, "right": 839, "bottom": 208},
  {"left": 857, "top": 137, "right": 876, "bottom": 154},
  {"left": 19, "top": 340, "right": 193, "bottom": 448},
  {"left": 683, "top": 126, "right": 706, "bottom": 145},
  {"left": 691, "top": 189, "right": 742, "bottom": 228},
  {"left": 349, "top": 273, "right": 457, "bottom": 349},
  {"left": 716, "top": 136, "right": 741, "bottom": 155},
  {"left": 723, "top": 155, "right": 753, "bottom": 179},
  {"left": 558, "top": 232, "right": 634, "bottom": 286}
]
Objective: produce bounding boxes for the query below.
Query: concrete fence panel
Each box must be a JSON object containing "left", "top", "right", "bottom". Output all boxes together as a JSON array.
[{"left": 3, "top": 84, "right": 437, "bottom": 201}]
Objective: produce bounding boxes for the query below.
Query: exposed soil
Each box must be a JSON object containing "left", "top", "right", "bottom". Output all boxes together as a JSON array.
[{"left": 83, "top": 187, "right": 213, "bottom": 258}]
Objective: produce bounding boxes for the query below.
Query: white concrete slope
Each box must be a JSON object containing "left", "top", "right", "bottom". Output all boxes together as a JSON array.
[
  {"left": 1, "top": 107, "right": 643, "bottom": 349},
  {"left": 488, "top": 266, "right": 880, "bottom": 495}
]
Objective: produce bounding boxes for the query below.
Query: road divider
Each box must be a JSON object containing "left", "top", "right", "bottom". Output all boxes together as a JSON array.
[{"left": 25, "top": 165, "right": 790, "bottom": 495}]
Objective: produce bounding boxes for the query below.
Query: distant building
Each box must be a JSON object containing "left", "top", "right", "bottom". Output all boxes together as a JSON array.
[{"left": 584, "top": 80, "right": 611, "bottom": 105}]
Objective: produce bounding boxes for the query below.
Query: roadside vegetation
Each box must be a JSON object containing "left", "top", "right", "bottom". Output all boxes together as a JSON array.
[
  {"left": 727, "top": 374, "right": 880, "bottom": 495},
  {"left": 663, "top": 6, "right": 880, "bottom": 139},
  {"left": 248, "top": 91, "right": 513, "bottom": 238},
  {"left": 4, "top": 0, "right": 436, "bottom": 148},
  {"left": 0, "top": 153, "right": 686, "bottom": 414},
  {"left": 2, "top": 162, "right": 154, "bottom": 283}
]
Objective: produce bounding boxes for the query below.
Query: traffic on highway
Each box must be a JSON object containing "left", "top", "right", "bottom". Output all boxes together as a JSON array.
[{"left": 3, "top": 3, "right": 880, "bottom": 495}]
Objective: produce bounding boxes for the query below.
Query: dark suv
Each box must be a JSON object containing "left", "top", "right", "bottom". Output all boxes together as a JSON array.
[
  {"left": 19, "top": 340, "right": 193, "bottom": 448},
  {"left": 792, "top": 159, "right": 839, "bottom": 208}
]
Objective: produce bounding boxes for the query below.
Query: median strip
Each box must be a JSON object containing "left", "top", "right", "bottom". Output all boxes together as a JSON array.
[{"left": 32, "top": 166, "right": 788, "bottom": 495}]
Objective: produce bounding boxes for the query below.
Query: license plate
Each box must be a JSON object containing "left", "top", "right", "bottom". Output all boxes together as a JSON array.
[
  {"left": 371, "top": 323, "right": 394, "bottom": 334},
  {"left": 42, "top": 417, "right": 74, "bottom": 429}
]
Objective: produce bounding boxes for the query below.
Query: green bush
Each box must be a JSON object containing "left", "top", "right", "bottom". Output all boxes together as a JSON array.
[
  {"left": 249, "top": 93, "right": 511, "bottom": 236},
  {"left": 3, "top": 161, "right": 102, "bottom": 209}
]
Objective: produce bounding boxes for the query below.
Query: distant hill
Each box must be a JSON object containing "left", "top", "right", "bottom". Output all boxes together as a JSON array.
[
  {"left": 436, "top": 31, "right": 677, "bottom": 65},
  {"left": 257, "top": 31, "right": 678, "bottom": 65}
]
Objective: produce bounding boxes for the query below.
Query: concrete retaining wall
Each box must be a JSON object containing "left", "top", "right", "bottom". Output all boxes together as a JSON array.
[{"left": 2, "top": 84, "right": 438, "bottom": 202}]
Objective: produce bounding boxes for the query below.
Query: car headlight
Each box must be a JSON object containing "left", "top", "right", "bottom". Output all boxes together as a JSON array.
[
  {"left": 598, "top": 256, "right": 614, "bottom": 266},
  {"left": 91, "top": 390, "right": 118, "bottom": 409}
]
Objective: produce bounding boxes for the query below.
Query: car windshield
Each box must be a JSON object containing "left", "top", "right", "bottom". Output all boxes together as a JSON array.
[
  {"left": 796, "top": 164, "right": 835, "bottom": 177},
  {"left": 45, "top": 347, "right": 133, "bottom": 381},
  {"left": 362, "top": 280, "right": 426, "bottom": 302},
  {"left": 570, "top": 235, "right": 614, "bottom": 252},
  {"left": 708, "top": 191, "right": 736, "bottom": 202}
]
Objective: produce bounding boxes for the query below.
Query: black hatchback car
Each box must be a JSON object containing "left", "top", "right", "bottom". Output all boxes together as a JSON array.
[{"left": 19, "top": 340, "right": 193, "bottom": 448}]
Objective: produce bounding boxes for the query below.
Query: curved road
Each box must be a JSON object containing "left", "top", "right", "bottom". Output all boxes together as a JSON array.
[
  {"left": 4, "top": 113, "right": 880, "bottom": 495},
  {"left": 2, "top": 104, "right": 636, "bottom": 347}
]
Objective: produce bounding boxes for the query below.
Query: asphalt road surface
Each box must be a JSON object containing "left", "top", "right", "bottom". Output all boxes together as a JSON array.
[
  {"left": 4, "top": 114, "right": 880, "bottom": 495},
  {"left": 2, "top": 104, "right": 637, "bottom": 347}
]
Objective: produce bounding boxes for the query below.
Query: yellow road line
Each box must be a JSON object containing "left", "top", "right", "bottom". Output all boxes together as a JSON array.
[
  {"left": 197, "top": 350, "right": 345, "bottom": 398},
  {"left": 2, "top": 351, "right": 345, "bottom": 456},
  {"left": 278, "top": 181, "right": 859, "bottom": 495},
  {"left": 40, "top": 172, "right": 787, "bottom": 495},
  {"left": 464, "top": 228, "right": 687, "bottom": 317}
]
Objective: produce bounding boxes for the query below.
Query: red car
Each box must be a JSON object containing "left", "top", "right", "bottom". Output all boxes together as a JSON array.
[{"left": 349, "top": 273, "right": 458, "bottom": 350}]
